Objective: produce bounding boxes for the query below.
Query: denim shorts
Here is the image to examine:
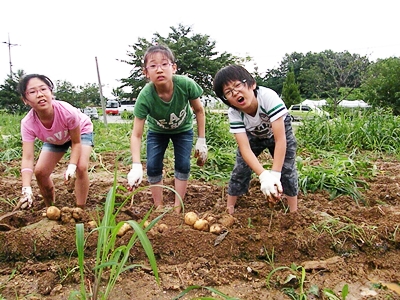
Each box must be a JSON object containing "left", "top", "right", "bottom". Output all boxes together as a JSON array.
[
  {"left": 42, "top": 132, "right": 94, "bottom": 153},
  {"left": 228, "top": 115, "right": 298, "bottom": 197},
  {"left": 146, "top": 129, "right": 193, "bottom": 183}
]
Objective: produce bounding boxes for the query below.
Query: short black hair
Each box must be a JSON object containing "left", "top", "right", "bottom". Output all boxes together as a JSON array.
[
  {"left": 18, "top": 74, "right": 54, "bottom": 98},
  {"left": 213, "top": 65, "right": 257, "bottom": 107}
]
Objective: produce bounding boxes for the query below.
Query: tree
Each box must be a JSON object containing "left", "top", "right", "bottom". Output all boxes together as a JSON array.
[
  {"left": 297, "top": 51, "right": 370, "bottom": 113},
  {"left": 118, "top": 24, "right": 243, "bottom": 100},
  {"left": 281, "top": 68, "right": 301, "bottom": 107},
  {"left": 261, "top": 52, "right": 305, "bottom": 96},
  {"left": 0, "top": 70, "right": 26, "bottom": 114},
  {"left": 78, "top": 83, "right": 101, "bottom": 107},
  {"left": 54, "top": 80, "right": 79, "bottom": 106},
  {"left": 362, "top": 57, "right": 400, "bottom": 115}
]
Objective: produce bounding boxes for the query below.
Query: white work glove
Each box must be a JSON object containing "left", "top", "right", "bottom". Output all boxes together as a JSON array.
[
  {"left": 259, "top": 170, "right": 283, "bottom": 199},
  {"left": 194, "top": 137, "right": 207, "bottom": 166},
  {"left": 127, "top": 163, "right": 143, "bottom": 188},
  {"left": 16, "top": 186, "right": 33, "bottom": 210},
  {"left": 64, "top": 163, "right": 77, "bottom": 181}
]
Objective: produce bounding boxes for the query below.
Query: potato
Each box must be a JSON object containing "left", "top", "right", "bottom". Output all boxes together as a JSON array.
[
  {"left": 117, "top": 222, "right": 132, "bottom": 237},
  {"left": 209, "top": 223, "right": 225, "bottom": 235},
  {"left": 157, "top": 223, "right": 168, "bottom": 233},
  {"left": 219, "top": 214, "right": 235, "bottom": 228},
  {"left": 193, "top": 219, "right": 209, "bottom": 231},
  {"left": 87, "top": 220, "right": 97, "bottom": 230},
  {"left": 72, "top": 207, "right": 84, "bottom": 221},
  {"left": 201, "top": 212, "right": 217, "bottom": 224},
  {"left": 61, "top": 207, "right": 73, "bottom": 224},
  {"left": 184, "top": 212, "right": 199, "bottom": 226},
  {"left": 46, "top": 206, "right": 61, "bottom": 220}
]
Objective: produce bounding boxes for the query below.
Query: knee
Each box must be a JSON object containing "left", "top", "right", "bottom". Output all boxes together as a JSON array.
[
  {"left": 34, "top": 167, "right": 51, "bottom": 180},
  {"left": 76, "top": 162, "right": 88, "bottom": 177}
]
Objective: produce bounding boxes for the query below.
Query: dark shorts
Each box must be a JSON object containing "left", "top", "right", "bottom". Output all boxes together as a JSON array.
[
  {"left": 42, "top": 132, "right": 94, "bottom": 153},
  {"left": 228, "top": 115, "right": 298, "bottom": 197}
]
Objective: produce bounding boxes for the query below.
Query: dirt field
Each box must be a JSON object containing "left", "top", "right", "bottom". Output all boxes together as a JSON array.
[{"left": 0, "top": 153, "right": 399, "bottom": 300}]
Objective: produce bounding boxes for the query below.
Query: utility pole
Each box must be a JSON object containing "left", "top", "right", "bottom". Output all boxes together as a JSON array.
[
  {"left": 2, "top": 33, "right": 19, "bottom": 78},
  {"left": 95, "top": 56, "right": 108, "bottom": 125}
]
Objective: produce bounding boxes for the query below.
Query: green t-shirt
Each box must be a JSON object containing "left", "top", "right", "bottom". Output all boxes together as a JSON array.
[{"left": 134, "top": 75, "right": 203, "bottom": 134}]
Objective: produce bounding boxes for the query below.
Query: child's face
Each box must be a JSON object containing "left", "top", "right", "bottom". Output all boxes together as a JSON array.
[
  {"left": 223, "top": 80, "right": 256, "bottom": 109},
  {"left": 23, "top": 77, "right": 53, "bottom": 110},
  {"left": 144, "top": 52, "right": 176, "bottom": 84}
]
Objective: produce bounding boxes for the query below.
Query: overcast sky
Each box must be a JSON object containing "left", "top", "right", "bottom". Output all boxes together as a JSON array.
[{"left": 1, "top": 0, "right": 399, "bottom": 98}]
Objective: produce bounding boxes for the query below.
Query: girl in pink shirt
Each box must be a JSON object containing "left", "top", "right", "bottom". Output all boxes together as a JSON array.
[{"left": 17, "top": 74, "right": 94, "bottom": 210}]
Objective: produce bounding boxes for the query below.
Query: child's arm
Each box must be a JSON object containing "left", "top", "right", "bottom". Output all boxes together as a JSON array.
[
  {"left": 191, "top": 98, "right": 207, "bottom": 166},
  {"left": 65, "top": 125, "right": 82, "bottom": 181},
  {"left": 191, "top": 98, "right": 205, "bottom": 138},
  {"left": 270, "top": 116, "right": 287, "bottom": 172},
  {"left": 18, "top": 141, "right": 36, "bottom": 209},
  {"left": 128, "top": 117, "right": 145, "bottom": 188},
  {"left": 130, "top": 117, "right": 145, "bottom": 163}
]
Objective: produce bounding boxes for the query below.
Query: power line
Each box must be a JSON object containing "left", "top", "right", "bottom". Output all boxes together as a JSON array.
[{"left": 2, "top": 33, "right": 20, "bottom": 78}]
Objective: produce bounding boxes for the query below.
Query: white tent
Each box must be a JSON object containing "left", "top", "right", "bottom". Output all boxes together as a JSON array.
[
  {"left": 338, "top": 100, "right": 371, "bottom": 108},
  {"left": 301, "top": 99, "right": 327, "bottom": 107}
]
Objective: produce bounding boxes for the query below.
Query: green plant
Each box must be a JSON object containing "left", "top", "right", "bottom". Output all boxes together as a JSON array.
[
  {"left": 262, "top": 246, "right": 275, "bottom": 269},
  {"left": 311, "top": 215, "right": 378, "bottom": 248},
  {"left": 0, "top": 196, "right": 18, "bottom": 209},
  {"left": 72, "top": 167, "right": 175, "bottom": 299},
  {"left": 323, "top": 283, "right": 349, "bottom": 300},
  {"left": 296, "top": 149, "right": 375, "bottom": 204},
  {"left": 247, "top": 217, "right": 254, "bottom": 228},
  {"left": 266, "top": 263, "right": 307, "bottom": 299}
]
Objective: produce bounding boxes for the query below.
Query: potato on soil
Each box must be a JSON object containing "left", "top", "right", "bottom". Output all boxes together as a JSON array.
[
  {"left": 157, "top": 223, "right": 168, "bottom": 233},
  {"left": 61, "top": 207, "right": 73, "bottom": 223},
  {"left": 219, "top": 214, "right": 235, "bottom": 228},
  {"left": 72, "top": 207, "right": 84, "bottom": 221},
  {"left": 117, "top": 222, "right": 132, "bottom": 237},
  {"left": 201, "top": 212, "right": 217, "bottom": 224},
  {"left": 184, "top": 211, "right": 199, "bottom": 226},
  {"left": 209, "top": 223, "right": 225, "bottom": 235},
  {"left": 46, "top": 206, "right": 61, "bottom": 220},
  {"left": 193, "top": 219, "right": 209, "bottom": 231},
  {"left": 87, "top": 220, "right": 97, "bottom": 230}
]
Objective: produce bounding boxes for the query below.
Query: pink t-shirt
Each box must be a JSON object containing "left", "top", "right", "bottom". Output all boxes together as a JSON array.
[{"left": 21, "top": 100, "right": 93, "bottom": 145}]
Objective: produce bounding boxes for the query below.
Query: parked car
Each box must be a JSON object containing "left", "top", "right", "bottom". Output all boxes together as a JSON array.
[
  {"left": 288, "top": 104, "right": 330, "bottom": 122},
  {"left": 82, "top": 107, "right": 99, "bottom": 120},
  {"left": 105, "top": 100, "right": 120, "bottom": 115}
]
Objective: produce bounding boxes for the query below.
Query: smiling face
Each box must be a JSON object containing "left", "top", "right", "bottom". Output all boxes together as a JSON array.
[
  {"left": 23, "top": 77, "right": 53, "bottom": 111},
  {"left": 143, "top": 52, "right": 177, "bottom": 85}
]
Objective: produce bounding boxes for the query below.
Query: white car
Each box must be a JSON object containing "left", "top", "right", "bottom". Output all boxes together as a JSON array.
[{"left": 82, "top": 107, "right": 99, "bottom": 120}]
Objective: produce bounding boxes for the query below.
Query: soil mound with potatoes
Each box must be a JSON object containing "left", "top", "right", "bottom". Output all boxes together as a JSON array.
[{"left": 0, "top": 153, "right": 399, "bottom": 299}]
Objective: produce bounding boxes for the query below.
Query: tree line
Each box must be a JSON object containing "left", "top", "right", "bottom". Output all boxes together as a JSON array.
[{"left": 0, "top": 24, "right": 399, "bottom": 114}]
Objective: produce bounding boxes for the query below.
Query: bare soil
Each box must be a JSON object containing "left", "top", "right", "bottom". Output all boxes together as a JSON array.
[{"left": 0, "top": 153, "right": 399, "bottom": 300}]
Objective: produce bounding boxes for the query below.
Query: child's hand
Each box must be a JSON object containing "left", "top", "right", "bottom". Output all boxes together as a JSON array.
[
  {"left": 259, "top": 170, "right": 283, "bottom": 198},
  {"left": 15, "top": 186, "right": 33, "bottom": 210},
  {"left": 64, "top": 163, "right": 77, "bottom": 181},
  {"left": 127, "top": 163, "right": 143, "bottom": 188},
  {"left": 194, "top": 137, "right": 207, "bottom": 166}
]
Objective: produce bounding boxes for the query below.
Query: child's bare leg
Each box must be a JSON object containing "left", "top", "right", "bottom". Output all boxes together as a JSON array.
[
  {"left": 227, "top": 195, "right": 237, "bottom": 214},
  {"left": 151, "top": 181, "right": 163, "bottom": 208},
  {"left": 286, "top": 195, "right": 298, "bottom": 212},
  {"left": 174, "top": 178, "right": 187, "bottom": 213},
  {"left": 74, "top": 145, "right": 92, "bottom": 209},
  {"left": 35, "top": 151, "right": 64, "bottom": 207}
]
